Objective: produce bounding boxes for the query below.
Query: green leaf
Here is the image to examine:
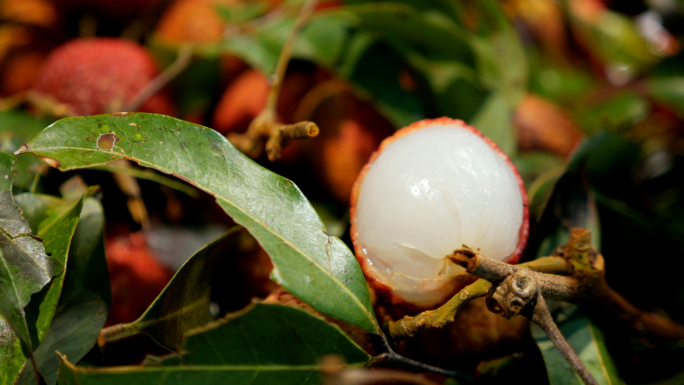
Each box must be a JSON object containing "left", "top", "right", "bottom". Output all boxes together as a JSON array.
[
  {"left": 16, "top": 197, "right": 110, "bottom": 385},
  {"left": 469, "top": 92, "right": 517, "bottom": 156},
  {"left": 524, "top": 135, "right": 603, "bottom": 259},
  {"left": 99, "top": 227, "right": 243, "bottom": 351},
  {"left": 532, "top": 309, "right": 625, "bottom": 385},
  {"left": 460, "top": 0, "right": 527, "bottom": 107},
  {"left": 57, "top": 303, "right": 371, "bottom": 385},
  {"left": 0, "top": 110, "right": 54, "bottom": 192},
  {"left": 647, "top": 77, "right": 684, "bottom": 118},
  {"left": 18, "top": 113, "right": 379, "bottom": 334},
  {"left": 16, "top": 188, "right": 95, "bottom": 345},
  {"left": 0, "top": 153, "right": 58, "bottom": 385},
  {"left": 90, "top": 163, "right": 198, "bottom": 197},
  {"left": 568, "top": 7, "right": 662, "bottom": 74}
]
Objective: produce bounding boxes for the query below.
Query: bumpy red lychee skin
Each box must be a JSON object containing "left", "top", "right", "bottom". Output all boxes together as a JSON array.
[
  {"left": 350, "top": 117, "right": 530, "bottom": 310},
  {"left": 33, "top": 38, "right": 174, "bottom": 116}
]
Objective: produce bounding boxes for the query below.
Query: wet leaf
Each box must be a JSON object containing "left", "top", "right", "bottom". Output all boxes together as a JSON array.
[
  {"left": 16, "top": 197, "right": 110, "bottom": 385},
  {"left": 532, "top": 309, "right": 625, "bottom": 385},
  {"left": 18, "top": 113, "right": 379, "bottom": 334},
  {"left": 58, "top": 303, "right": 371, "bottom": 385},
  {"left": 99, "top": 227, "right": 242, "bottom": 351},
  {"left": 0, "top": 153, "right": 57, "bottom": 385}
]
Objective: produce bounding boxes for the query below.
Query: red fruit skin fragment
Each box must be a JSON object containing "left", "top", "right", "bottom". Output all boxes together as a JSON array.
[
  {"left": 33, "top": 38, "right": 174, "bottom": 116},
  {"left": 105, "top": 231, "right": 173, "bottom": 326}
]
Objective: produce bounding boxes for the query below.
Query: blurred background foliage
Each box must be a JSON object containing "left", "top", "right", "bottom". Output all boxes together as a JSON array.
[{"left": 3, "top": 0, "right": 684, "bottom": 384}]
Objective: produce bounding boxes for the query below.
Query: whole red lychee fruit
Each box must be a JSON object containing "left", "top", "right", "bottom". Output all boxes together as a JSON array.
[{"left": 33, "top": 38, "right": 174, "bottom": 116}]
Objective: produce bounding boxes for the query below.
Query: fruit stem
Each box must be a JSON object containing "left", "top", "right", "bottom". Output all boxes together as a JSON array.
[
  {"left": 530, "top": 293, "right": 600, "bottom": 385},
  {"left": 123, "top": 44, "right": 194, "bottom": 113},
  {"left": 228, "top": 0, "right": 320, "bottom": 161},
  {"left": 387, "top": 256, "right": 572, "bottom": 340},
  {"left": 387, "top": 279, "right": 491, "bottom": 339},
  {"left": 372, "top": 333, "right": 472, "bottom": 382},
  {"left": 263, "top": 0, "right": 318, "bottom": 115}
]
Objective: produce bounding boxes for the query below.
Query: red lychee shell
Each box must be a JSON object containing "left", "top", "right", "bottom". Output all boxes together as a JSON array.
[
  {"left": 33, "top": 38, "right": 174, "bottom": 116},
  {"left": 350, "top": 117, "right": 530, "bottom": 310}
]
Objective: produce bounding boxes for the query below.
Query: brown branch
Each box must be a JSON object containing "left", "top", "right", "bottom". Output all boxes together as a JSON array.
[
  {"left": 388, "top": 279, "right": 492, "bottom": 339},
  {"left": 227, "top": 0, "right": 320, "bottom": 161},
  {"left": 387, "top": 256, "right": 573, "bottom": 340},
  {"left": 387, "top": 228, "right": 684, "bottom": 385},
  {"left": 122, "top": 44, "right": 193, "bottom": 113},
  {"left": 531, "top": 294, "right": 599, "bottom": 385},
  {"left": 451, "top": 229, "right": 684, "bottom": 342}
]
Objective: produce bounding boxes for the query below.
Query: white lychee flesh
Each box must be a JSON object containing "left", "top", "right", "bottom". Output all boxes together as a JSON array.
[{"left": 352, "top": 120, "right": 527, "bottom": 307}]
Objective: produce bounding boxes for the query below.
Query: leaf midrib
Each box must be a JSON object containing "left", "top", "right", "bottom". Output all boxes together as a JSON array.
[
  {"left": 0, "top": 248, "right": 32, "bottom": 348},
  {"left": 28, "top": 144, "right": 377, "bottom": 332}
]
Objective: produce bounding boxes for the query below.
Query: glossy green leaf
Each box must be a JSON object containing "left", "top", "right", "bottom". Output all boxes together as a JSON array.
[
  {"left": 100, "top": 227, "right": 242, "bottom": 351},
  {"left": 16, "top": 197, "right": 110, "bottom": 385},
  {"left": 58, "top": 303, "right": 371, "bottom": 385},
  {"left": 0, "top": 110, "right": 54, "bottom": 192},
  {"left": 0, "top": 153, "right": 57, "bottom": 385},
  {"left": 18, "top": 113, "right": 379, "bottom": 334},
  {"left": 532, "top": 308, "right": 625, "bottom": 385}
]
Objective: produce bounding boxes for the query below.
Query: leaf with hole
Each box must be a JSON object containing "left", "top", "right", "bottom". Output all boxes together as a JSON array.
[{"left": 17, "top": 113, "right": 379, "bottom": 334}]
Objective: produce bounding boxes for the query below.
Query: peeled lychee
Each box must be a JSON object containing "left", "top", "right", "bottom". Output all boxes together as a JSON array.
[
  {"left": 350, "top": 118, "right": 529, "bottom": 309},
  {"left": 33, "top": 38, "right": 174, "bottom": 116}
]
